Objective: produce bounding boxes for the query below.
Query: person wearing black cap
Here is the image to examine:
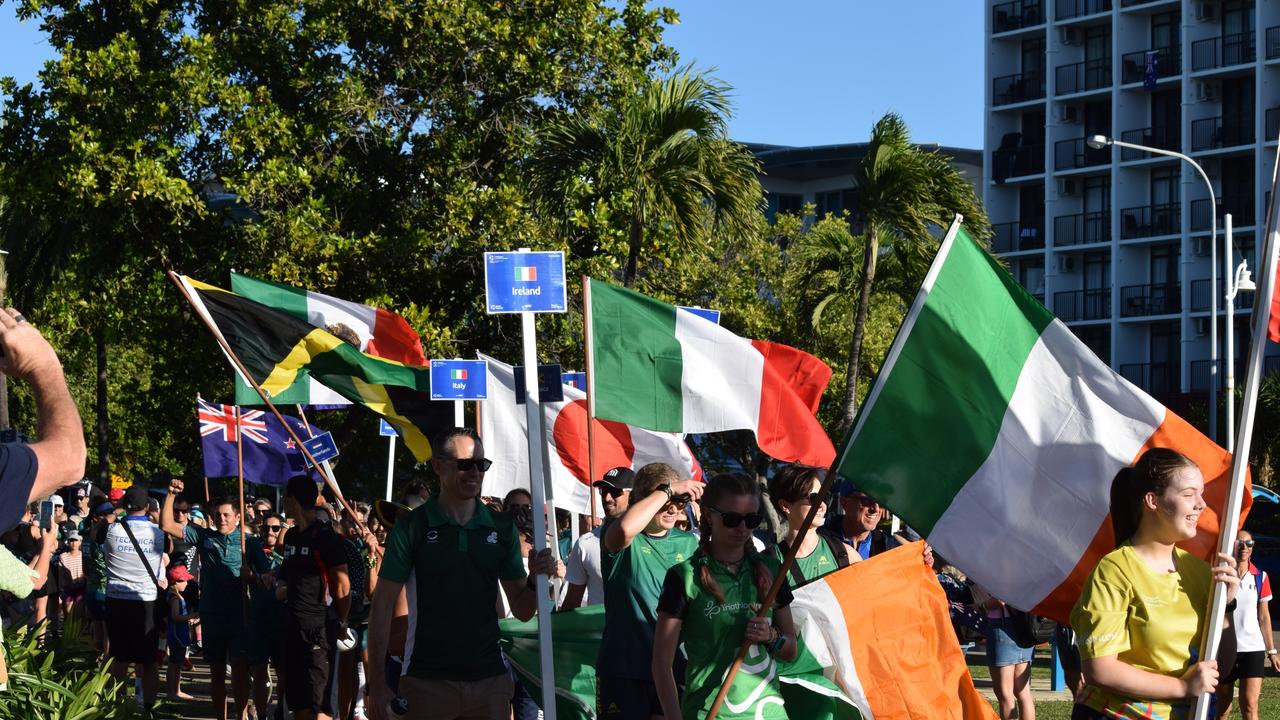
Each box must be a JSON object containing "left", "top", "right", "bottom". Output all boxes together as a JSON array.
[
  {"left": 83, "top": 499, "right": 116, "bottom": 656},
  {"left": 562, "top": 467, "right": 635, "bottom": 610},
  {"left": 99, "top": 484, "right": 168, "bottom": 711}
]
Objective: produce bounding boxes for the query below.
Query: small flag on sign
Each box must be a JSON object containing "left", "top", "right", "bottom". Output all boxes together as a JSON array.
[
  {"left": 515, "top": 266, "right": 537, "bottom": 282},
  {"left": 451, "top": 369, "right": 468, "bottom": 380}
]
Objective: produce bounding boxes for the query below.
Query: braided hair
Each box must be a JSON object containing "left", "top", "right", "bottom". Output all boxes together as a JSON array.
[{"left": 697, "top": 473, "right": 774, "bottom": 604}]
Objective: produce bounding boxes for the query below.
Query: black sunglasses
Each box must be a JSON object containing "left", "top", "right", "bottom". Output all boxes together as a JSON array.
[
  {"left": 264, "top": 524, "right": 283, "bottom": 533},
  {"left": 1239, "top": 539, "right": 1256, "bottom": 548},
  {"left": 849, "top": 495, "right": 879, "bottom": 508},
  {"left": 708, "top": 505, "right": 763, "bottom": 529},
  {"left": 450, "top": 457, "right": 493, "bottom": 472},
  {"left": 175, "top": 507, "right": 190, "bottom": 514},
  {"left": 599, "top": 487, "right": 625, "bottom": 499}
]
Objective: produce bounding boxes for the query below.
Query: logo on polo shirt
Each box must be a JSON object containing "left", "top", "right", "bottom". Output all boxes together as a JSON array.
[
  {"left": 675, "top": 553, "right": 684, "bottom": 561},
  {"left": 301, "top": 547, "right": 310, "bottom": 556},
  {"left": 486, "top": 531, "right": 498, "bottom": 544},
  {"left": 427, "top": 530, "right": 439, "bottom": 543}
]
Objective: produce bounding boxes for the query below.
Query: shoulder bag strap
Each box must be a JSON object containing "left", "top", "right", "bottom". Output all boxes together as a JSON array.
[{"left": 120, "top": 520, "right": 164, "bottom": 593}]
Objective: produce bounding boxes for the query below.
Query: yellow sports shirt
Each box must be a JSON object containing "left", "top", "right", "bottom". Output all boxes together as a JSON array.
[{"left": 1070, "top": 544, "right": 1211, "bottom": 720}]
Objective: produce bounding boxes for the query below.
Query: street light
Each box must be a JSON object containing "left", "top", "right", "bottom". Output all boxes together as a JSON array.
[
  {"left": 1223, "top": 213, "right": 1256, "bottom": 447},
  {"left": 1087, "top": 134, "right": 1222, "bottom": 442}
]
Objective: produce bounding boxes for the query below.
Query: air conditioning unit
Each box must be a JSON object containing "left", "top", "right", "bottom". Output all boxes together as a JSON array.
[
  {"left": 1058, "top": 177, "right": 1081, "bottom": 196},
  {"left": 1195, "top": 317, "right": 1210, "bottom": 336},
  {"left": 1196, "top": 1, "right": 1219, "bottom": 22},
  {"left": 1057, "top": 104, "right": 1080, "bottom": 124},
  {"left": 1059, "top": 26, "right": 1082, "bottom": 46},
  {"left": 1193, "top": 236, "right": 1211, "bottom": 257},
  {"left": 1057, "top": 255, "right": 1077, "bottom": 273},
  {"left": 1196, "top": 79, "right": 1221, "bottom": 103}
]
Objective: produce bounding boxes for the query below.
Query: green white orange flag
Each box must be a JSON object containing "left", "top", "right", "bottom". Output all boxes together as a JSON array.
[
  {"left": 837, "top": 218, "right": 1249, "bottom": 623},
  {"left": 585, "top": 279, "right": 835, "bottom": 468}
]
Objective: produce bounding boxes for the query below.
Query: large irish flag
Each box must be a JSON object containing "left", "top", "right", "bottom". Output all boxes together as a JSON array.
[
  {"left": 231, "top": 273, "right": 428, "bottom": 405},
  {"left": 839, "top": 218, "right": 1250, "bottom": 623},
  {"left": 586, "top": 279, "right": 836, "bottom": 468}
]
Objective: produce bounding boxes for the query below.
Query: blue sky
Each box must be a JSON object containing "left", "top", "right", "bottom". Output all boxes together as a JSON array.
[{"left": 0, "top": 2, "right": 985, "bottom": 149}]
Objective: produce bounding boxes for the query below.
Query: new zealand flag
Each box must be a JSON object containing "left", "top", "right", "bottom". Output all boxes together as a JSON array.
[{"left": 198, "top": 398, "right": 322, "bottom": 485}]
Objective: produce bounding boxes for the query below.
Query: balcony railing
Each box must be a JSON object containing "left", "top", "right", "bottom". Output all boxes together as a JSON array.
[
  {"left": 1120, "top": 282, "right": 1181, "bottom": 317},
  {"left": 1057, "top": 0, "right": 1111, "bottom": 19},
  {"left": 993, "top": 0, "right": 1044, "bottom": 32},
  {"left": 1187, "top": 358, "right": 1280, "bottom": 392},
  {"left": 1122, "top": 46, "right": 1181, "bottom": 84},
  {"left": 1120, "top": 203, "right": 1179, "bottom": 238},
  {"left": 1191, "top": 195, "right": 1255, "bottom": 231},
  {"left": 1191, "top": 32, "right": 1256, "bottom": 71},
  {"left": 1055, "top": 137, "right": 1110, "bottom": 170},
  {"left": 1055, "top": 288, "right": 1111, "bottom": 321},
  {"left": 1054, "top": 211, "right": 1110, "bottom": 246},
  {"left": 1190, "top": 278, "right": 1252, "bottom": 312},
  {"left": 992, "top": 221, "right": 1046, "bottom": 253},
  {"left": 1119, "top": 126, "right": 1180, "bottom": 160},
  {"left": 1268, "top": 107, "right": 1280, "bottom": 142},
  {"left": 1191, "top": 116, "right": 1254, "bottom": 151},
  {"left": 1056, "top": 58, "right": 1112, "bottom": 94},
  {"left": 993, "top": 72, "right": 1046, "bottom": 106},
  {"left": 1120, "top": 362, "right": 1175, "bottom": 394},
  {"left": 991, "top": 143, "right": 1046, "bottom": 181},
  {"left": 1267, "top": 26, "right": 1280, "bottom": 60}
]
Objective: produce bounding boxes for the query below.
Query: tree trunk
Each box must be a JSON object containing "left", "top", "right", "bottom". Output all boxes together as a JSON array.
[
  {"left": 838, "top": 225, "right": 880, "bottom": 435},
  {"left": 623, "top": 211, "right": 643, "bottom": 287},
  {"left": 0, "top": 256, "right": 9, "bottom": 429},
  {"left": 96, "top": 328, "right": 109, "bottom": 484}
]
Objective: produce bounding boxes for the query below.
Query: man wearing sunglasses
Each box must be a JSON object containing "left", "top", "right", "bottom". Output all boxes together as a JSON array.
[
  {"left": 367, "top": 427, "right": 565, "bottom": 720},
  {"left": 562, "top": 467, "right": 635, "bottom": 611},
  {"left": 834, "top": 483, "right": 892, "bottom": 561},
  {"left": 598, "top": 463, "right": 703, "bottom": 720}
]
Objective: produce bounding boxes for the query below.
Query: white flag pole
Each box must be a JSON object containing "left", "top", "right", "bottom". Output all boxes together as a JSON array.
[
  {"left": 454, "top": 399, "right": 464, "bottom": 428},
  {"left": 1191, "top": 140, "right": 1280, "bottom": 720},
  {"left": 384, "top": 432, "right": 396, "bottom": 503}
]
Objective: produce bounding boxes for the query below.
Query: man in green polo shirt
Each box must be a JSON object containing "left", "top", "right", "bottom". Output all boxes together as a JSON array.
[
  {"left": 366, "top": 427, "right": 564, "bottom": 720},
  {"left": 162, "top": 478, "right": 271, "bottom": 720}
]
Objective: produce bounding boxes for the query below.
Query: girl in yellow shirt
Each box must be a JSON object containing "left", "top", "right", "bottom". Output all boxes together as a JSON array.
[{"left": 1071, "top": 448, "right": 1240, "bottom": 720}]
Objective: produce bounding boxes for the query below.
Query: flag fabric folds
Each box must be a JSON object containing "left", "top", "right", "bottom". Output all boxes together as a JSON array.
[
  {"left": 230, "top": 273, "right": 428, "bottom": 406},
  {"left": 197, "top": 398, "right": 321, "bottom": 485},
  {"left": 837, "top": 219, "right": 1249, "bottom": 623},
  {"left": 178, "top": 275, "right": 450, "bottom": 461},
  {"left": 479, "top": 354, "right": 702, "bottom": 516},
  {"left": 499, "top": 544, "right": 989, "bottom": 720},
  {"left": 586, "top": 279, "right": 835, "bottom": 468}
]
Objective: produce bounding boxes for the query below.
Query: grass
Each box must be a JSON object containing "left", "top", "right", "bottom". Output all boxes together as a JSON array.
[{"left": 966, "top": 645, "right": 1280, "bottom": 718}]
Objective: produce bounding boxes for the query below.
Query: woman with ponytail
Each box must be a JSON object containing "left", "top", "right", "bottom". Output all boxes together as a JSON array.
[
  {"left": 766, "top": 464, "right": 857, "bottom": 585},
  {"left": 651, "top": 473, "right": 797, "bottom": 720},
  {"left": 1070, "top": 448, "right": 1241, "bottom": 720}
]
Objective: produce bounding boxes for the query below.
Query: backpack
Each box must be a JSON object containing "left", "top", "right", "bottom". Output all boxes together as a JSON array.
[{"left": 783, "top": 528, "right": 851, "bottom": 586}]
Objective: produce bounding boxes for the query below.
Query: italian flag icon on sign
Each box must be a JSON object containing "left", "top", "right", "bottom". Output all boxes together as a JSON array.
[
  {"left": 515, "top": 266, "right": 537, "bottom": 282},
  {"left": 451, "top": 369, "right": 468, "bottom": 380}
]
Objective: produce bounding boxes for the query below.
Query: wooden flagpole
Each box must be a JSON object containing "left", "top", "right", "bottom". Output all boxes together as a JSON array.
[
  {"left": 235, "top": 405, "right": 249, "bottom": 625},
  {"left": 582, "top": 276, "right": 598, "bottom": 525}
]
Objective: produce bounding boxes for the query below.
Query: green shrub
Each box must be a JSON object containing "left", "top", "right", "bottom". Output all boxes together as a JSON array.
[{"left": 0, "top": 617, "right": 145, "bottom": 719}]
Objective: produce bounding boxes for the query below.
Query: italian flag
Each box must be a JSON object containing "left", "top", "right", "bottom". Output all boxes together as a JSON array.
[
  {"left": 839, "top": 219, "right": 1249, "bottom": 622},
  {"left": 452, "top": 369, "right": 468, "bottom": 381},
  {"left": 586, "top": 279, "right": 836, "bottom": 468},
  {"left": 230, "top": 273, "right": 428, "bottom": 405}
]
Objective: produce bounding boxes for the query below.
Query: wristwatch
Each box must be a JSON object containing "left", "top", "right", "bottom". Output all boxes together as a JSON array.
[
  {"left": 1268, "top": 649, "right": 1278, "bottom": 655},
  {"left": 659, "top": 484, "right": 676, "bottom": 501}
]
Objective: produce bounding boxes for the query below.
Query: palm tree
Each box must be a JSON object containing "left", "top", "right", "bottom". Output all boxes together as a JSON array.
[
  {"left": 825, "top": 113, "right": 988, "bottom": 433},
  {"left": 528, "top": 68, "right": 763, "bottom": 286}
]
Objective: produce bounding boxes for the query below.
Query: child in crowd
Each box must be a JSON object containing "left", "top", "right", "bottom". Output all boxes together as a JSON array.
[{"left": 165, "top": 565, "right": 199, "bottom": 701}]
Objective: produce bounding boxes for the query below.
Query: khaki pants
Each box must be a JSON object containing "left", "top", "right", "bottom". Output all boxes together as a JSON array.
[{"left": 396, "top": 672, "right": 515, "bottom": 720}]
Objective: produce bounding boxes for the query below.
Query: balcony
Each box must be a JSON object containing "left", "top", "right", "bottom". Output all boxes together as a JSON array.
[
  {"left": 993, "top": 0, "right": 1044, "bottom": 32},
  {"left": 1191, "top": 116, "right": 1254, "bottom": 151},
  {"left": 1121, "top": 46, "right": 1180, "bottom": 84},
  {"left": 1054, "top": 211, "right": 1110, "bottom": 246},
  {"left": 1120, "top": 362, "right": 1175, "bottom": 394},
  {"left": 1057, "top": 0, "right": 1111, "bottom": 19},
  {"left": 1120, "top": 203, "right": 1179, "bottom": 239},
  {"left": 992, "top": 221, "right": 1046, "bottom": 253},
  {"left": 1055, "top": 288, "right": 1111, "bottom": 321},
  {"left": 1056, "top": 58, "right": 1112, "bottom": 95},
  {"left": 1190, "top": 278, "right": 1252, "bottom": 312},
  {"left": 1119, "top": 126, "right": 1180, "bottom": 160},
  {"left": 1187, "top": 358, "right": 1280, "bottom": 392},
  {"left": 992, "top": 143, "right": 1045, "bottom": 181},
  {"left": 1268, "top": 107, "right": 1280, "bottom": 142},
  {"left": 1055, "top": 137, "right": 1110, "bottom": 170},
  {"left": 1191, "top": 195, "right": 1255, "bottom": 231},
  {"left": 993, "top": 72, "right": 1046, "bottom": 106},
  {"left": 1120, "top": 282, "right": 1180, "bottom": 317},
  {"left": 1191, "top": 32, "right": 1256, "bottom": 71},
  {"left": 1268, "top": 26, "right": 1280, "bottom": 60}
]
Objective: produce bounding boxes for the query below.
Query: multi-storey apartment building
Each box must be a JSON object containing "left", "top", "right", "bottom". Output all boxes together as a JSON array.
[{"left": 985, "top": 0, "right": 1279, "bottom": 411}]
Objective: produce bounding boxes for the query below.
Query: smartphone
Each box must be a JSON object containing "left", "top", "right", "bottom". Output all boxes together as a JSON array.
[{"left": 38, "top": 500, "right": 54, "bottom": 531}]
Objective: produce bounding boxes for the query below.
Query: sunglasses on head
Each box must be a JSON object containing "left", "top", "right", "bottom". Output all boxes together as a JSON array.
[
  {"left": 709, "top": 505, "right": 763, "bottom": 529},
  {"left": 451, "top": 457, "right": 493, "bottom": 472}
]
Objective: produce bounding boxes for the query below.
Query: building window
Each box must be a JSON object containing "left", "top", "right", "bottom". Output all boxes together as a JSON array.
[
  {"left": 815, "top": 191, "right": 842, "bottom": 219},
  {"left": 765, "top": 193, "right": 803, "bottom": 224}
]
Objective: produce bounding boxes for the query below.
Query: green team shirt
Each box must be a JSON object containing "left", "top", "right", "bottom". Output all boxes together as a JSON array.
[
  {"left": 597, "top": 521, "right": 699, "bottom": 679},
  {"left": 769, "top": 537, "right": 838, "bottom": 585},
  {"left": 83, "top": 536, "right": 106, "bottom": 599},
  {"left": 657, "top": 554, "right": 793, "bottom": 720},
  {"left": 379, "top": 497, "right": 525, "bottom": 681},
  {"left": 184, "top": 525, "right": 270, "bottom": 623}
]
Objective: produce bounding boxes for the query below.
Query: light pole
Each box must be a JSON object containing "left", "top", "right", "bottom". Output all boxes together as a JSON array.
[
  {"left": 1086, "top": 135, "right": 1220, "bottom": 441},
  {"left": 1222, "top": 213, "right": 1256, "bottom": 448}
]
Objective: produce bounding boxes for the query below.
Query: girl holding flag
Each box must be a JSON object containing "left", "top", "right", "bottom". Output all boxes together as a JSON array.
[
  {"left": 1071, "top": 448, "right": 1240, "bottom": 719},
  {"left": 651, "top": 473, "right": 797, "bottom": 720}
]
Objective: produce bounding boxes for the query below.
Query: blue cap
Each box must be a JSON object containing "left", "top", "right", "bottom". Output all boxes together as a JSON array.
[{"left": 93, "top": 501, "right": 115, "bottom": 516}]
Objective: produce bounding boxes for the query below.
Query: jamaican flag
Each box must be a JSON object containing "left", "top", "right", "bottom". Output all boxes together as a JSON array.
[{"left": 177, "top": 275, "right": 450, "bottom": 460}]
